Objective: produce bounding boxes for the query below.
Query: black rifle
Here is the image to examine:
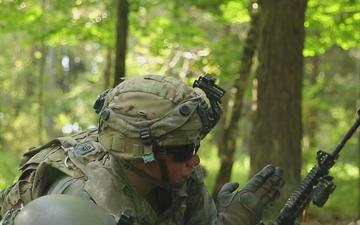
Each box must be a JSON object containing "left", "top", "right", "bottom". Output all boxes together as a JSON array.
[{"left": 270, "top": 109, "right": 360, "bottom": 225}]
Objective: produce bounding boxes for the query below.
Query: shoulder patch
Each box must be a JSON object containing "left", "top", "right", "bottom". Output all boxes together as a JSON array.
[{"left": 73, "top": 142, "right": 96, "bottom": 156}]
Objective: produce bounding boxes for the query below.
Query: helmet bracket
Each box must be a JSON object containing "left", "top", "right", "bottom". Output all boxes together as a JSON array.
[{"left": 193, "top": 75, "right": 225, "bottom": 133}]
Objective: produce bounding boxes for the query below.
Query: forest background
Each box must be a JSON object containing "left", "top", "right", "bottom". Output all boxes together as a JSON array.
[{"left": 0, "top": 0, "right": 359, "bottom": 224}]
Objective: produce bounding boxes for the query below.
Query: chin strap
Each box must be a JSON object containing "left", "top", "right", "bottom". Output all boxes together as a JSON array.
[
  {"left": 112, "top": 157, "right": 172, "bottom": 191},
  {"left": 155, "top": 149, "right": 169, "bottom": 182},
  {"left": 139, "top": 127, "right": 169, "bottom": 183}
]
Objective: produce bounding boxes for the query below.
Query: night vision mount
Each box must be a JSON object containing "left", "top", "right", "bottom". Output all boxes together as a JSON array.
[
  {"left": 193, "top": 75, "right": 226, "bottom": 133},
  {"left": 93, "top": 88, "right": 112, "bottom": 114}
]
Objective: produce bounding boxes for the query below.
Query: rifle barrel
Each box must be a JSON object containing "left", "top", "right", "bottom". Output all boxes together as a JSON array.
[
  {"left": 331, "top": 117, "right": 360, "bottom": 157},
  {"left": 272, "top": 113, "right": 360, "bottom": 225}
]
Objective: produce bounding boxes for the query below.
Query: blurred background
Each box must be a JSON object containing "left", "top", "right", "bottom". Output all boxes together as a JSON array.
[{"left": 0, "top": 0, "right": 359, "bottom": 224}]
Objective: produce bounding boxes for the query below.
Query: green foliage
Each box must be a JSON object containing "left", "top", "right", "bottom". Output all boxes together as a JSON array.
[
  {"left": 0, "top": 0, "right": 359, "bottom": 222},
  {"left": 199, "top": 139, "right": 250, "bottom": 190},
  {"left": 305, "top": 0, "right": 360, "bottom": 56},
  {"left": 220, "top": 0, "right": 249, "bottom": 24},
  {"left": 0, "top": 151, "right": 19, "bottom": 190},
  {"left": 302, "top": 46, "right": 359, "bottom": 221}
]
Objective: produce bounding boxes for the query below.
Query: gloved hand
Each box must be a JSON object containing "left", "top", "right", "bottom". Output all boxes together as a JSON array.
[{"left": 217, "top": 165, "right": 284, "bottom": 225}]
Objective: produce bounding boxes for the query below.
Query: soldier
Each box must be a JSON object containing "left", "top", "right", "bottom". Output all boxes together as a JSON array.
[{"left": 0, "top": 75, "right": 283, "bottom": 225}]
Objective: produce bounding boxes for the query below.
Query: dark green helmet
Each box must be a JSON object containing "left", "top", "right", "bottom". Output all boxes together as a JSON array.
[{"left": 13, "top": 195, "right": 116, "bottom": 225}]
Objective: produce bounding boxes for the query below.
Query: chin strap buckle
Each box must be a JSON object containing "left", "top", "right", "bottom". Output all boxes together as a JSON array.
[{"left": 139, "top": 127, "right": 155, "bottom": 163}]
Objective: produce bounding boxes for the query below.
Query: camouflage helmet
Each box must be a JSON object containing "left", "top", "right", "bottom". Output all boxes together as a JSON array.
[
  {"left": 12, "top": 195, "right": 117, "bottom": 225},
  {"left": 94, "top": 75, "right": 225, "bottom": 163}
]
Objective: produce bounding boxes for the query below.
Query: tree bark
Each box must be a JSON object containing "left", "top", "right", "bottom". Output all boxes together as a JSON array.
[
  {"left": 104, "top": 46, "right": 113, "bottom": 89},
  {"left": 358, "top": 130, "right": 360, "bottom": 219},
  {"left": 37, "top": 42, "right": 46, "bottom": 145},
  {"left": 307, "top": 55, "right": 320, "bottom": 149},
  {"left": 37, "top": 0, "right": 47, "bottom": 145},
  {"left": 358, "top": 101, "right": 360, "bottom": 218},
  {"left": 45, "top": 47, "right": 57, "bottom": 139},
  {"left": 114, "top": 0, "right": 128, "bottom": 86},
  {"left": 212, "top": 2, "right": 260, "bottom": 197},
  {"left": 249, "top": 0, "right": 307, "bottom": 213}
]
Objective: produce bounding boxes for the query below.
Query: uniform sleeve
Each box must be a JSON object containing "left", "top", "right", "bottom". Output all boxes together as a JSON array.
[
  {"left": 0, "top": 186, "right": 12, "bottom": 220},
  {"left": 184, "top": 184, "right": 220, "bottom": 225},
  {"left": 184, "top": 166, "right": 221, "bottom": 225},
  {"left": 0, "top": 180, "right": 32, "bottom": 219}
]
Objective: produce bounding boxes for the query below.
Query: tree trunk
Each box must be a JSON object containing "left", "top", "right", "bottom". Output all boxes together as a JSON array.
[
  {"left": 26, "top": 48, "right": 38, "bottom": 98},
  {"left": 358, "top": 131, "right": 360, "bottom": 219},
  {"left": 307, "top": 55, "right": 320, "bottom": 149},
  {"left": 104, "top": 46, "right": 113, "bottom": 89},
  {"left": 37, "top": 42, "right": 46, "bottom": 145},
  {"left": 37, "top": 0, "right": 47, "bottom": 145},
  {"left": 212, "top": 2, "right": 260, "bottom": 197},
  {"left": 114, "top": 0, "right": 128, "bottom": 86},
  {"left": 302, "top": 54, "right": 320, "bottom": 222},
  {"left": 249, "top": 0, "right": 307, "bottom": 214},
  {"left": 358, "top": 100, "right": 360, "bottom": 219},
  {"left": 45, "top": 47, "right": 58, "bottom": 139}
]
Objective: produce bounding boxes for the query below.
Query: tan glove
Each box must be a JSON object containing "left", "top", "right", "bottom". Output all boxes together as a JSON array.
[{"left": 217, "top": 165, "right": 284, "bottom": 225}]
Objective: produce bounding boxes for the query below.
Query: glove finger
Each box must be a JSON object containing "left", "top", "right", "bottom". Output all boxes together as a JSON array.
[
  {"left": 255, "top": 181, "right": 275, "bottom": 202},
  {"left": 275, "top": 178, "right": 285, "bottom": 189},
  {"left": 258, "top": 178, "right": 284, "bottom": 206},
  {"left": 217, "top": 182, "right": 239, "bottom": 209},
  {"left": 219, "top": 182, "right": 240, "bottom": 194},
  {"left": 268, "top": 167, "right": 285, "bottom": 192},
  {"left": 272, "top": 166, "right": 283, "bottom": 179},
  {"left": 254, "top": 167, "right": 284, "bottom": 204},
  {"left": 260, "top": 189, "right": 281, "bottom": 206},
  {"left": 263, "top": 191, "right": 281, "bottom": 209},
  {"left": 262, "top": 166, "right": 283, "bottom": 187},
  {"left": 243, "top": 165, "right": 275, "bottom": 192},
  {"left": 265, "top": 167, "right": 284, "bottom": 189}
]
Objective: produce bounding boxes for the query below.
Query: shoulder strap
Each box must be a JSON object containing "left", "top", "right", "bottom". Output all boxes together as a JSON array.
[{"left": 19, "top": 128, "right": 99, "bottom": 170}]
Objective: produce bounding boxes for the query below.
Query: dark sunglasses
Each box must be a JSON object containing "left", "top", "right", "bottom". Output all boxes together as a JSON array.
[{"left": 158, "top": 144, "right": 199, "bottom": 163}]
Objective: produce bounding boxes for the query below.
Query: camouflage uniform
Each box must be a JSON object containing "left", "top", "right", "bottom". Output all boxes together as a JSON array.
[
  {"left": 0, "top": 75, "right": 284, "bottom": 225},
  {"left": 0, "top": 128, "right": 216, "bottom": 225}
]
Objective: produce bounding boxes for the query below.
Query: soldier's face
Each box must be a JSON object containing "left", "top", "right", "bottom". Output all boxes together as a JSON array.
[
  {"left": 144, "top": 153, "right": 200, "bottom": 189},
  {"left": 165, "top": 153, "right": 200, "bottom": 188},
  {"left": 146, "top": 144, "right": 200, "bottom": 188}
]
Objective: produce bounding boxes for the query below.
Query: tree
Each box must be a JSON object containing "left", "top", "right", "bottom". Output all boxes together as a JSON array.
[
  {"left": 212, "top": 0, "right": 260, "bottom": 197},
  {"left": 358, "top": 130, "right": 360, "bottom": 218},
  {"left": 114, "top": 0, "right": 128, "bottom": 86},
  {"left": 249, "top": 0, "right": 307, "bottom": 212}
]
